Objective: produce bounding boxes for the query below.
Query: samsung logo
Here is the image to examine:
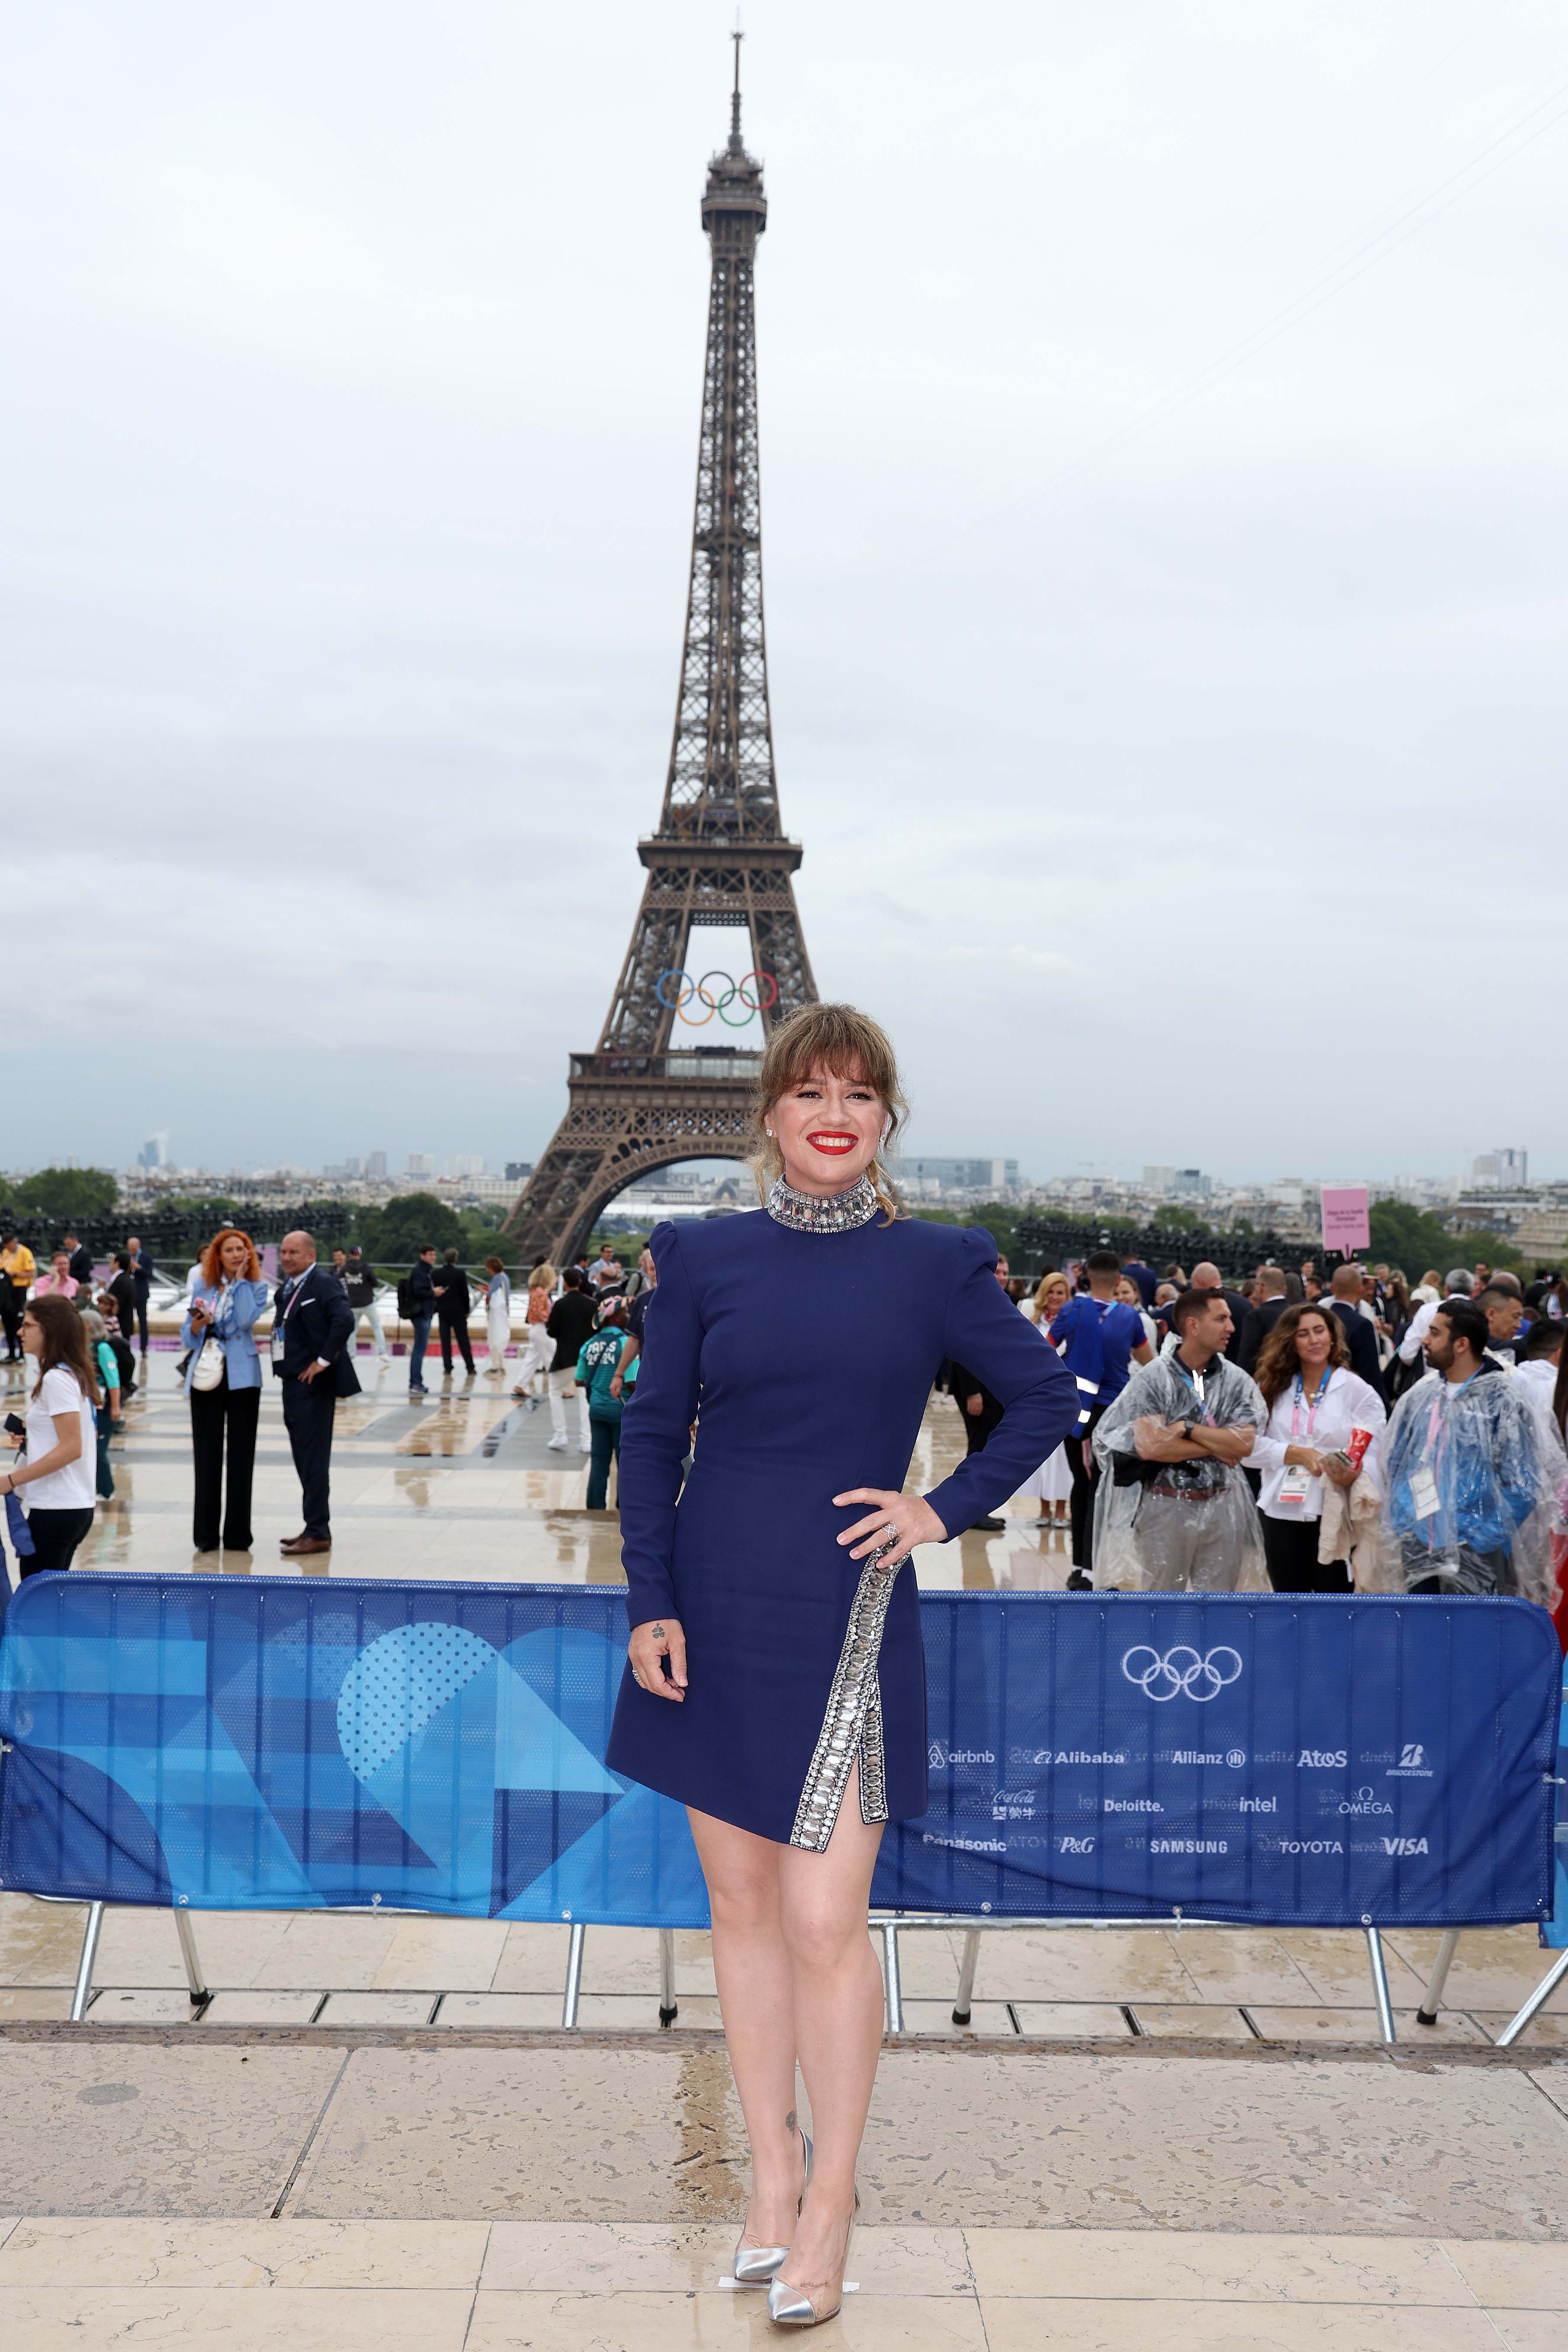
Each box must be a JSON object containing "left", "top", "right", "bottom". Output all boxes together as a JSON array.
[{"left": 1149, "top": 1838, "right": 1229, "bottom": 1854}]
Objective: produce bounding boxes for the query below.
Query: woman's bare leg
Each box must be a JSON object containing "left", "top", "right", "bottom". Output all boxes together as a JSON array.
[
  {"left": 776, "top": 1760, "right": 885, "bottom": 2298},
  {"left": 687, "top": 1806, "right": 805, "bottom": 2246}
]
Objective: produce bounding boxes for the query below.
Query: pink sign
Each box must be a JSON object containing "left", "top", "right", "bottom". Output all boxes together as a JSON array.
[{"left": 1321, "top": 1186, "right": 1370, "bottom": 1256}]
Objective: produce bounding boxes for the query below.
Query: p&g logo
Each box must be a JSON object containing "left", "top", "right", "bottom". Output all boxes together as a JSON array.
[{"left": 1120, "top": 1646, "right": 1242, "bottom": 1704}]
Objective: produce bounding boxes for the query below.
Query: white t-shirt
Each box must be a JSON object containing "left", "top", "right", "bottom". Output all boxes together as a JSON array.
[{"left": 23, "top": 1364, "right": 98, "bottom": 1510}]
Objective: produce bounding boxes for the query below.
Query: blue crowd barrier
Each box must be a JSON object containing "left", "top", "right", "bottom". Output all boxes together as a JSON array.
[{"left": 0, "top": 1576, "right": 1557, "bottom": 1935}]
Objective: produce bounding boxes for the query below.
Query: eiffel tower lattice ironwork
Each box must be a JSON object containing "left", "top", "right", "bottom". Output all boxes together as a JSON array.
[{"left": 505, "top": 43, "right": 816, "bottom": 1269}]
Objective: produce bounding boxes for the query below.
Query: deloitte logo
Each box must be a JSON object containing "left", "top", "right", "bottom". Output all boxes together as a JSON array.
[
  {"left": 1120, "top": 1646, "right": 1242, "bottom": 1703},
  {"left": 927, "top": 1742, "right": 995, "bottom": 1770}
]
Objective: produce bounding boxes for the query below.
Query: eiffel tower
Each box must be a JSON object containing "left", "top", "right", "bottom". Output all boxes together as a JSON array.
[{"left": 505, "top": 39, "right": 816, "bottom": 1269}]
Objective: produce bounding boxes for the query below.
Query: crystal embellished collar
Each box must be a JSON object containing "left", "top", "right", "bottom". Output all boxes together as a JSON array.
[{"left": 766, "top": 1171, "right": 879, "bottom": 1234}]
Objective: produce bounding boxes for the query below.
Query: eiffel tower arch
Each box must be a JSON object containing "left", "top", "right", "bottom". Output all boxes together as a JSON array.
[{"left": 505, "top": 45, "right": 816, "bottom": 1269}]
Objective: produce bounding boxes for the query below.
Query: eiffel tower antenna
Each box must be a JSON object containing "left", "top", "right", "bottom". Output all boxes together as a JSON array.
[{"left": 505, "top": 40, "right": 817, "bottom": 1268}]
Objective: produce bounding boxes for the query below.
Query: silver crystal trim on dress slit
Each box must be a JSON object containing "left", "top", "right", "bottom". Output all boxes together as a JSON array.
[{"left": 789, "top": 1536, "right": 902, "bottom": 1852}]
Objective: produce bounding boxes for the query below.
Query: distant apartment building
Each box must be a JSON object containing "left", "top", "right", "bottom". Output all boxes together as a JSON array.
[
  {"left": 406, "top": 1153, "right": 434, "bottom": 1178},
  {"left": 895, "top": 1157, "right": 1019, "bottom": 1194},
  {"left": 1472, "top": 1149, "right": 1528, "bottom": 1187}
]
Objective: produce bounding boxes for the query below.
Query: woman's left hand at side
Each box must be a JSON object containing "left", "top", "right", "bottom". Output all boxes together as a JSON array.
[{"left": 833, "top": 1487, "right": 947, "bottom": 1567}]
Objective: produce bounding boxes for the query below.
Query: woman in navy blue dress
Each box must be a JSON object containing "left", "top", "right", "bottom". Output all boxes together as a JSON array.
[{"left": 607, "top": 1004, "right": 1076, "bottom": 2326}]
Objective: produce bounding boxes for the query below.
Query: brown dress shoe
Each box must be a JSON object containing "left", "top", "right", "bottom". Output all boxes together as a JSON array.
[
  {"left": 280, "top": 1535, "right": 332, "bottom": 1555},
  {"left": 279, "top": 1532, "right": 306, "bottom": 1550}
]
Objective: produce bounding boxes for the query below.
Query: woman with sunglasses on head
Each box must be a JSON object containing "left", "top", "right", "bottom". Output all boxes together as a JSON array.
[
  {"left": 0, "top": 1293, "right": 101, "bottom": 1574},
  {"left": 607, "top": 1002, "right": 1077, "bottom": 2327},
  {"left": 1246, "top": 1303, "right": 1386, "bottom": 1593}
]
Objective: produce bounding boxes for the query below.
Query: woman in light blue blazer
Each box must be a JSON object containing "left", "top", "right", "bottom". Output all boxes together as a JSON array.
[{"left": 181, "top": 1229, "right": 270, "bottom": 1555}]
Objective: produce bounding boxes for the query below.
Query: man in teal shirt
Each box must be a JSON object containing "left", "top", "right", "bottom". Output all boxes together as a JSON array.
[{"left": 577, "top": 1301, "right": 631, "bottom": 1509}]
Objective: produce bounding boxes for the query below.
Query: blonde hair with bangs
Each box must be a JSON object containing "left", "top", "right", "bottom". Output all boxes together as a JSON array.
[{"left": 750, "top": 1002, "right": 908, "bottom": 1223}]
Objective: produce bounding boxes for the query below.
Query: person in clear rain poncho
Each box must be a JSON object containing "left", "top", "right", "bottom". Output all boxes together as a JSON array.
[
  {"left": 1378, "top": 1296, "right": 1565, "bottom": 1606},
  {"left": 1091, "top": 1286, "right": 1269, "bottom": 1591}
]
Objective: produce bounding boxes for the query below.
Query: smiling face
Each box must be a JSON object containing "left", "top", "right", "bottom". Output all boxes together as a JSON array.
[
  {"left": 1294, "top": 1309, "right": 1334, "bottom": 1374},
  {"left": 767, "top": 1062, "right": 886, "bottom": 1197}
]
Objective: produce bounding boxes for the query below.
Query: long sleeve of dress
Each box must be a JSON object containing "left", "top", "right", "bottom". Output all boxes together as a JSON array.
[
  {"left": 924, "top": 1228, "right": 1081, "bottom": 1536},
  {"left": 617, "top": 1222, "right": 702, "bottom": 1625}
]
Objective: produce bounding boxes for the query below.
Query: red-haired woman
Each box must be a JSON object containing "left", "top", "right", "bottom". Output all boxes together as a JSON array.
[
  {"left": 0, "top": 1293, "right": 100, "bottom": 1573},
  {"left": 180, "top": 1229, "right": 270, "bottom": 1556}
]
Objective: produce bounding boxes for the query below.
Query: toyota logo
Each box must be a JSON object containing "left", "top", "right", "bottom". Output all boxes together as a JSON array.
[{"left": 1120, "top": 1645, "right": 1243, "bottom": 1703}]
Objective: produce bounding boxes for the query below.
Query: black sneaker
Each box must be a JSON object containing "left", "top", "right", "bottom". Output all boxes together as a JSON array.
[
  {"left": 1066, "top": 1567, "right": 1094, "bottom": 1591},
  {"left": 973, "top": 1515, "right": 1006, "bottom": 1532}
]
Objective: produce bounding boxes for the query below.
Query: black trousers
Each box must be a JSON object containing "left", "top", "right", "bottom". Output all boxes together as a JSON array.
[
  {"left": 1262, "top": 1513, "right": 1352, "bottom": 1594},
  {"left": 190, "top": 1377, "right": 261, "bottom": 1551},
  {"left": 0, "top": 1285, "right": 23, "bottom": 1358},
  {"left": 438, "top": 1312, "right": 475, "bottom": 1374},
  {"left": 1068, "top": 1401, "right": 1107, "bottom": 1574},
  {"left": 22, "top": 1505, "right": 95, "bottom": 1575},
  {"left": 280, "top": 1374, "right": 336, "bottom": 1541},
  {"left": 133, "top": 1293, "right": 150, "bottom": 1352}
]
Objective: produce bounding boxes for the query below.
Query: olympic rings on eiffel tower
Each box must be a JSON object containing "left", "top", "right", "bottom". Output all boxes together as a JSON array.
[{"left": 656, "top": 967, "right": 779, "bottom": 1026}]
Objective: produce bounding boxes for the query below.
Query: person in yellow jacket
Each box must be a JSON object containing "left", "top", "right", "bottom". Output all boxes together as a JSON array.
[{"left": 0, "top": 1231, "right": 35, "bottom": 1362}]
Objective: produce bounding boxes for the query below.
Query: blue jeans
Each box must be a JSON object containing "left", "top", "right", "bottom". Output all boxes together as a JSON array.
[
  {"left": 586, "top": 1412, "right": 621, "bottom": 1510},
  {"left": 409, "top": 1313, "right": 433, "bottom": 1389}
]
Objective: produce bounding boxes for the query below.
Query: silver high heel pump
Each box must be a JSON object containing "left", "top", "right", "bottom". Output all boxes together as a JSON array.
[
  {"left": 766, "top": 2188, "right": 859, "bottom": 2326},
  {"left": 732, "top": 2131, "right": 813, "bottom": 2288}
]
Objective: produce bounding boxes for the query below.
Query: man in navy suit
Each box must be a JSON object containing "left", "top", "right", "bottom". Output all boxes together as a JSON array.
[
  {"left": 1327, "top": 1262, "right": 1385, "bottom": 1400},
  {"left": 272, "top": 1229, "right": 359, "bottom": 1556}
]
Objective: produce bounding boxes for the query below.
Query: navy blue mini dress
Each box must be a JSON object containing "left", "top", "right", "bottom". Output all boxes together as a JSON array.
[{"left": 605, "top": 1200, "right": 1079, "bottom": 1846}]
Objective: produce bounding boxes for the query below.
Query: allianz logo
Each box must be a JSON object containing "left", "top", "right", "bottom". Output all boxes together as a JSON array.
[
  {"left": 928, "top": 1743, "right": 996, "bottom": 1769},
  {"left": 1337, "top": 1787, "right": 1393, "bottom": 1817},
  {"left": 1169, "top": 1750, "right": 1246, "bottom": 1767}
]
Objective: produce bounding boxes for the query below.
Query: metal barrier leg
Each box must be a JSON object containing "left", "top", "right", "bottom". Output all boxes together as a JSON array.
[
  {"left": 1494, "top": 1944, "right": 1568, "bottom": 2049},
  {"left": 561, "top": 1921, "right": 586, "bottom": 2029},
  {"left": 1364, "top": 1923, "right": 1396, "bottom": 2044},
  {"left": 953, "top": 1927, "right": 981, "bottom": 2026},
  {"left": 173, "top": 1906, "right": 211, "bottom": 2011},
  {"left": 1416, "top": 1929, "right": 1460, "bottom": 2028},
  {"left": 882, "top": 1921, "right": 903, "bottom": 2035},
  {"left": 658, "top": 1927, "right": 678, "bottom": 2027},
  {"left": 70, "top": 1902, "right": 105, "bottom": 2021}
]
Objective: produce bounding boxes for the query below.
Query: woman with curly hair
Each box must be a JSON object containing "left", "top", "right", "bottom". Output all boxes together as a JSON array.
[
  {"left": 180, "top": 1228, "right": 270, "bottom": 1556},
  {"left": 1246, "top": 1302, "right": 1385, "bottom": 1592}
]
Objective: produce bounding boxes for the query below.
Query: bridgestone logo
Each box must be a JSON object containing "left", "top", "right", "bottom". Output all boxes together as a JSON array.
[{"left": 1149, "top": 1838, "right": 1228, "bottom": 1853}]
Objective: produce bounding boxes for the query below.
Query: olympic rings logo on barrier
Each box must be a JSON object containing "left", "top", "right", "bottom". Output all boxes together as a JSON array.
[
  {"left": 1120, "top": 1646, "right": 1243, "bottom": 1703},
  {"left": 657, "top": 967, "right": 777, "bottom": 1028}
]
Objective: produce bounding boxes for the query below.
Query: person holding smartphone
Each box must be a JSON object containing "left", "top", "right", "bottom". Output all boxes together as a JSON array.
[{"left": 0, "top": 1296, "right": 100, "bottom": 1575}]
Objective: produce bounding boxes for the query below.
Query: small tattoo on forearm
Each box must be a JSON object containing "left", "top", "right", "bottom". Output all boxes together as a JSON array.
[
  {"left": 786, "top": 2109, "right": 796, "bottom": 2134},
  {"left": 651, "top": 1623, "right": 666, "bottom": 1641}
]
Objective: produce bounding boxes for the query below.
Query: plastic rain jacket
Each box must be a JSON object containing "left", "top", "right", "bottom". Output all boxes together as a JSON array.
[{"left": 1091, "top": 1350, "right": 1269, "bottom": 1592}]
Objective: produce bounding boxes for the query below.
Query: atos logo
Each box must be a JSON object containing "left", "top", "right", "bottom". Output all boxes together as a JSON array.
[
  {"left": 1120, "top": 1646, "right": 1242, "bottom": 1703},
  {"left": 1382, "top": 1836, "right": 1430, "bottom": 1857},
  {"left": 1297, "top": 1749, "right": 1348, "bottom": 1769}
]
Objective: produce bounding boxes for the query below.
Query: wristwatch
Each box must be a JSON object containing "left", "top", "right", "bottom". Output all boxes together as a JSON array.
[{"left": 1182, "top": 1418, "right": 1197, "bottom": 1444}]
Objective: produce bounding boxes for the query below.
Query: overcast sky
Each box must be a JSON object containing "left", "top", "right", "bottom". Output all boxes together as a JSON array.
[{"left": 4, "top": 2, "right": 1564, "bottom": 1187}]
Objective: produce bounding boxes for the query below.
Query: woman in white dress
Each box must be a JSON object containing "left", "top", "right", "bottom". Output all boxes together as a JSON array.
[
  {"left": 1016, "top": 1271, "right": 1074, "bottom": 1525},
  {"left": 483, "top": 1257, "right": 512, "bottom": 1377}
]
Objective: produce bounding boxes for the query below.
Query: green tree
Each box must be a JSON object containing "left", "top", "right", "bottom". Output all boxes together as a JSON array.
[
  {"left": 1365, "top": 1200, "right": 1523, "bottom": 1280},
  {"left": 355, "top": 1191, "right": 464, "bottom": 1263},
  {"left": 13, "top": 1167, "right": 119, "bottom": 1219}
]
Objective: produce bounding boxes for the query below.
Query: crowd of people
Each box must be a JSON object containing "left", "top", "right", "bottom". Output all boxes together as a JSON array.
[
  {"left": 992, "top": 1244, "right": 1568, "bottom": 1634},
  {"left": 0, "top": 1222, "right": 656, "bottom": 1579}
]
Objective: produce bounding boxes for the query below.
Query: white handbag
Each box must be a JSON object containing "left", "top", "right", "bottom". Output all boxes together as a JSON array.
[{"left": 190, "top": 1338, "right": 225, "bottom": 1391}]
